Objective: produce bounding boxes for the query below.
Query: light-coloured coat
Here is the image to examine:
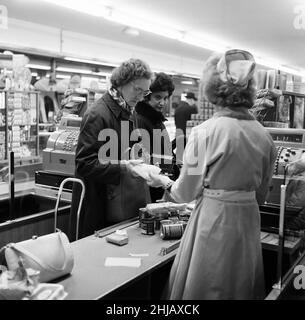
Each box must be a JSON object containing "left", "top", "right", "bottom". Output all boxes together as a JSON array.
[{"left": 167, "top": 110, "right": 277, "bottom": 299}]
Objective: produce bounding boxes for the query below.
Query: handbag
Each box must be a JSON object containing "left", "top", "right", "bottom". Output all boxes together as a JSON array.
[
  {"left": 105, "top": 165, "right": 151, "bottom": 224},
  {"left": 2, "top": 178, "right": 85, "bottom": 283}
]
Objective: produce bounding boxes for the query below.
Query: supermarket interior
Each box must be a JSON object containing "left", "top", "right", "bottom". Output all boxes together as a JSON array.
[{"left": 1, "top": 0, "right": 305, "bottom": 301}]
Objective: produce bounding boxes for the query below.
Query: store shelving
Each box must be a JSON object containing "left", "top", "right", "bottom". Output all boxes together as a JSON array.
[
  {"left": 0, "top": 90, "right": 40, "bottom": 163},
  {"left": 263, "top": 90, "right": 305, "bottom": 129}
]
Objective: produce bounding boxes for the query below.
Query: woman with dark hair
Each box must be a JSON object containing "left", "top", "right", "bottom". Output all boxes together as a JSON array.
[
  {"left": 132, "top": 72, "right": 176, "bottom": 202},
  {"left": 69, "top": 58, "right": 153, "bottom": 240},
  {"left": 147, "top": 49, "right": 277, "bottom": 299}
]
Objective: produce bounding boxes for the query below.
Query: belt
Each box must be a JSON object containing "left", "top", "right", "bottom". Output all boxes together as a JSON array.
[{"left": 203, "top": 189, "right": 256, "bottom": 202}]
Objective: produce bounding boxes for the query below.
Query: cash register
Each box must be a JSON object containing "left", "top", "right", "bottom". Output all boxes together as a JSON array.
[
  {"left": 35, "top": 115, "right": 82, "bottom": 193},
  {"left": 261, "top": 127, "right": 305, "bottom": 236}
]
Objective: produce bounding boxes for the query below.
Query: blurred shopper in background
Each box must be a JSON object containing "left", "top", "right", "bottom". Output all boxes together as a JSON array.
[
  {"left": 133, "top": 72, "right": 176, "bottom": 202},
  {"left": 147, "top": 49, "right": 276, "bottom": 299},
  {"left": 174, "top": 91, "right": 198, "bottom": 146},
  {"left": 69, "top": 58, "right": 153, "bottom": 240}
]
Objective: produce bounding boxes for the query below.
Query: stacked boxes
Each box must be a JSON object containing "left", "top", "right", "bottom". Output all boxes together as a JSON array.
[
  {"left": 201, "top": 99, "right": 215, "bottom": 120},
  {"left": 6, "top": 92, "right": 37, "bottom": 158},
  {"left": 186, "top": 114, "right": 206, "bottom": 138}
]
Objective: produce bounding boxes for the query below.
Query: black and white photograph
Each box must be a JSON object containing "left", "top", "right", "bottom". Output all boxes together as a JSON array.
[{"left": 0, "top": 0, "right": 305, "bottom": 306}]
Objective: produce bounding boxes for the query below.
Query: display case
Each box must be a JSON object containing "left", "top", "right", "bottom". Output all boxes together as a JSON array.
[{"left": 0, "top": 90, "right": 40, "bottom": 162}]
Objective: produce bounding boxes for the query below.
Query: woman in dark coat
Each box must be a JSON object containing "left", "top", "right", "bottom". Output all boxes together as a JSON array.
[
  {"left": 132, "top": 72, "right": 175, "bottom": 202},
  {"left": 69, "top": 58, "right": 153, "bottom": 240}
]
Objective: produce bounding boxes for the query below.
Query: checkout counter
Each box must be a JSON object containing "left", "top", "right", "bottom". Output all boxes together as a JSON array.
[
  {"left": 55, "top": 218, "right": 178, "bottom": 300},
  {"left": 52, "top": 127, "right": 305, "bottom": 300}
]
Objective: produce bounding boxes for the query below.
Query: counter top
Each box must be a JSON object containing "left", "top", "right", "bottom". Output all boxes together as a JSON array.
[
  {"left": 56, "top": 219, "right": 304, "bottom": 300},
  {"left": 57, "top": 220, "right": 179, "bottom": 300}
]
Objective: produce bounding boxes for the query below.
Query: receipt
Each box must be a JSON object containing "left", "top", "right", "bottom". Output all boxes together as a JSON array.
[{"left": 105, "top": 257, "right": 141, "bottom": 268}]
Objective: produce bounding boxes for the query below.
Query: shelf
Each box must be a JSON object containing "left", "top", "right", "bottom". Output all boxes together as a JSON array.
[
  {"left": 39, "top": 123, "right": 54, "bottom": 127},
  {"left": 0, "top": 90, "right": 40, "bottom": 94},
  {"left": 282, "top": 91, "right": 305, "bottom": 98},
  {"left": 0, "top": 155, "right": 41, "bottom": 165}
]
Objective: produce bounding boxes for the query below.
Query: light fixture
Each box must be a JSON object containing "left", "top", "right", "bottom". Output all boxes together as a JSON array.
[
  {"left": 56, "top": 66, "right": 93, "bottom": 74},
  {"left": 31, "top": 72, "right": 38, "bottom": 77},
  {"left": 56, "top": 74, "right": 71, "bottom": 79},
  {"left": 64, "top": 56, "right": 119, "bottom": 67},
  {"left": 255, "top": 57, "right": 305, "bottom": 78},
  {"left": 181, "top": 80, "right": 193, "bottom": 85},
  {"left": 180, "top": 34, "right": 229, "bottom": 53},
  {"left": 41, "top": 0, "right": 109, "bottom": 17},
  {"left": 92, "top": 71, "right": 112, "bottom": 77},
  {"left": 41, "top": 0, "right": 305, "bottom": 78},
  {"left": 26, "top": 63, "right": 51, "bottom": 70},
  {"left": 122, "top": 27, "right": 140, "bottom": 37},
  {"left": 82, "top": 76, "right": 107, "bottom": 83},
  {"left": 105, "top": 9, "right": 183, "bottom": 40},
  {"left": 182, "top": 73, "right": 201, "bottom": 79},
  {"left": 153, "top": 69, "right": 178, "bottom": 76}
]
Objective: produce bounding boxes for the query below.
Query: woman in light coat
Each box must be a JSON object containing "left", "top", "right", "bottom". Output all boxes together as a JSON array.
[{"left": 147, "top": 49, "right": 277, "bottom": 299}]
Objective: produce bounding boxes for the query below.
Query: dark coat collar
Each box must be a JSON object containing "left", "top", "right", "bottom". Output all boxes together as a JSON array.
[
  {"left": 135, "top": 101, "right": 167, "bottom": 123},
  {"left": 102, "top": 91, "right": 131, "bottom": 120}
]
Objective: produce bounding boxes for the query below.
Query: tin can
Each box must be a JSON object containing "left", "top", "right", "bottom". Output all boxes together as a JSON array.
[
  {"left": 160, "top": 223, "right": 184, "bottom": 240},
  {"left": 141, "top": 217, "right": 155, "bottom": 235},
  {"left": 139, "top": 208, "right": 148, "bottom": 227}
]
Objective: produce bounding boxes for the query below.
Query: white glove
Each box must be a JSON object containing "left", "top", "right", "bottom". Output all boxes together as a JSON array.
[
  {"left": 147, "top": 173, "right": 173, "bottom": 189},
  {"left": 121, "top": 159, "right": 144, "bottom": 177}
]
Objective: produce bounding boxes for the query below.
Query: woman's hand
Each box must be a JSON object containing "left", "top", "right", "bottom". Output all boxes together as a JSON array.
[
  {"left": 147, "top": 173, "right": 173, "bottom": 188},
  {"left": 121, "top": 159, "right": 144, "bottom": 177}
]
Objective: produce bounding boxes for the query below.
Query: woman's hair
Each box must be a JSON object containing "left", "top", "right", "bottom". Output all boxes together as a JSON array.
[
  {"left": 201, "top": 53, "right": 257, "bottom": 109},
  {"left": 110, "top": 58, "right": 153, "bottom": 88},
  {"left": 149, "top": 72, "right": 175, "bottom": 97}
]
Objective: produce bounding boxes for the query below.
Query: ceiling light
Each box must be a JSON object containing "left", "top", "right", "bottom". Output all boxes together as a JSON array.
[
  {"left": 56, "top": 66, "right": 93, "bottom": 74},
  {"left": 41, "top": 1, "right": 305, "bottom": 78},
  {"left": 26, "top": 64, "right": 51, "bottom": 70},
  {"left": 105, "top": 9, "right": 183, "bottom": 40},
  {"left": 92, "top": 71, "right": 112, "bottom": 77},
  {"left": 31, "top": 72, "right": 38, "bottom": 77},
  {"left": 64, "top": 56, "right": 119, "bottom": 67},
  {"left": 153, "top": 69, "right": 177, "bottom": 76},
  {"left": 82, "top": 76, "right": 107, "bottom": 83},
  {"left": 255, "top": 57, "right": 305, "bottom": 78},
  {"left": 180, "top": 34, "right": 228, "bottom": 53},
  {"left": 56, "top": 74, "right": 71, "bottom": 79},
  {"left": 182, "top": 73, "right": 201, "bottom": 79},
  {"left": 122, "top": 27, "right": 140, "bottom": 37},
  {"left": 41, "top": 0, "right": 109, "bottom": 17},
  {"left": 181, "top": 80, "right": 193, "bottom": 85}
]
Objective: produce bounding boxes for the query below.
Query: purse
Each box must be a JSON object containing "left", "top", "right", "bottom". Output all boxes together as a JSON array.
[
  {"left": 4, "top": 231, "right": 73, "bottom": 283},
  {"left": 105, "top": 165, "right": 151, "bottom": 224},
  {"left": 2, "top": 178, "right": 85, "bottom": 283}
]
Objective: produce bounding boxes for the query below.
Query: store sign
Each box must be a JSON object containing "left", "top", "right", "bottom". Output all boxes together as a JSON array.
[
  {"left": 293, "top": 5, "right": 305, "bottom": 29},
  {"left": 293, "top": 265, "right": 305, "bottom": 289},
  {"left": 0, "top": 5, "right": 8, "bottom": 29}
]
